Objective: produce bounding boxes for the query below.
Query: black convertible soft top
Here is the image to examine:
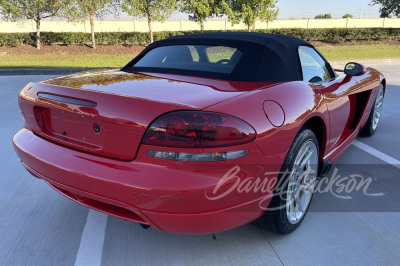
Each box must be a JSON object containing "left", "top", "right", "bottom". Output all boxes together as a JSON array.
[{"left": 122, "top": 32, "right": 314, "bottom": 82}]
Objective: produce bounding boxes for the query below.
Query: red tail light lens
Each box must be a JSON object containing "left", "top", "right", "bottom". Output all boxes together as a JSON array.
[{"left": 142, "top": 111, "right": 256, "bottom": 148}]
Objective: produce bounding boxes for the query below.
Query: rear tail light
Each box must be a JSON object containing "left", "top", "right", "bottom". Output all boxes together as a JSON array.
[
  {"left": 18, "top": 97, "right": 24, "bottom": 115},
  {"left": 142, "top": 111, "right": 256, "bottom": 148},
  {"left": 147, "top": 150, "right": 249, "bottom": 162},
  {"left": 18, "top": 97, "right": 27, "bottom": 125}
]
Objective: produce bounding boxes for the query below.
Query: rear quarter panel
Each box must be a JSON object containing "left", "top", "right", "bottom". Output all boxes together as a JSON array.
[{"left": 204, "top": 81, "right": 329, "bottom": 166}]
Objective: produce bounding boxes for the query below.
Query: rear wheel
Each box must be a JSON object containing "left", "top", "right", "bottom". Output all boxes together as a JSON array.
[
  {"left": 359, "top": 84, "right": 384, "bottom": 137},
  {"left": 256, "top": 128, "right": 319, "bottom": 234}
]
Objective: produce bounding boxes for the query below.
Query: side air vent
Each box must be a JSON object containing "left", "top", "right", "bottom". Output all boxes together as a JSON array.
[{"left": 348, "top": 90, "right": 371, "bottom": 130}]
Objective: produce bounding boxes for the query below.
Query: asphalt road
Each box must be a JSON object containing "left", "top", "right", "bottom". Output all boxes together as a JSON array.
[{"left": 1, "top": 64, "right": 400, "bottom": 266}]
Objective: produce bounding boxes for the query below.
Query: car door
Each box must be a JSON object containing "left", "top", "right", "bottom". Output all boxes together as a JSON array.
[{"left": 298, "top": 46, "right": 360, "bottom": 152}]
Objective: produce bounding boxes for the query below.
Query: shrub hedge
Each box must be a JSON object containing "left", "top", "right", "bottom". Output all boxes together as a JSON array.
[{"left": 0, "top": 28, "right": 399, "bottom": 47}]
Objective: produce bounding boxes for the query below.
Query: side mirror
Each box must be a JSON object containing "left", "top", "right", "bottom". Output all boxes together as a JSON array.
[{"left": 344, "top": 62, "right": 366, "bottom": 76}]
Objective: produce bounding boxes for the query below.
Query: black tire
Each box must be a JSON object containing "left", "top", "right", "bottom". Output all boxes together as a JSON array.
[
  {"left": 359, "top": 84, "right": 385, "bottom": 137},
  {"left": 255, "top": 128, "right": 319, "bottom": 234}
]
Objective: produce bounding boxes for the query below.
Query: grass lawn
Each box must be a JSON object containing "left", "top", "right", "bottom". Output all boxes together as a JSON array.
[
  {"left": 317, "top": 44, "right": 400, "bottom": 61},
  {"left": 0, "top": 44, "right": 399, "bottom": 69},
  {"left": 0, "top": 54, "right": 133, "bottom": 68}
]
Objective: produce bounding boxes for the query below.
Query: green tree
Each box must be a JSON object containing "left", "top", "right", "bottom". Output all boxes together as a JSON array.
[
  {"left": 343, "top": 13, "right": 353, "bottom": 18},
  {"left": 372, "top": 0, "right": 400, "bottom": 18},
  {"left": 314, "top": 13, "right": 332, "bottom": 19},
  {"left": 64, "top": 0, "right": 118, "bottom": 49},
  {"left": 179, "top": 0, "right": 223, "bottom": 32},
  {"left": 222, "top": 0, "right": 279, "bottom": 32},
  {"left": 0, "top": 0, "right": 67, "bottom": 49},
  {"left": 122, "top": 0, "right": 177, "bottom": 43}
]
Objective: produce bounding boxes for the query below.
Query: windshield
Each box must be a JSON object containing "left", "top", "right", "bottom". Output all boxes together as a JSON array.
[{"left": 134, "top": 45, "right": 243, "bottom": 74}]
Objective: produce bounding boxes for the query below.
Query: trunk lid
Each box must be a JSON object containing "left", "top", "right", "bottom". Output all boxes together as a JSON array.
[
  {"left": 40, "top": 69, "right": 261, "bottom": 109},
  {"left": 19, "top": 69, "right": 268, "bottom": 160}
]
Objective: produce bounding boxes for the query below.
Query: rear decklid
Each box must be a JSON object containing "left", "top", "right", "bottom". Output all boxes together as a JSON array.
[{"left": 19, "top": 69, "right": 266, "bottom": 160}]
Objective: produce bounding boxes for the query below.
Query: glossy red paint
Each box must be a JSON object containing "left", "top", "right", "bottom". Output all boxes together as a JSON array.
[
  {"left": 263, "top": 100, "right": 285, "bottom": 127},
  {"left": 13, "top": 65, "right": 384, "bottom": 234}
]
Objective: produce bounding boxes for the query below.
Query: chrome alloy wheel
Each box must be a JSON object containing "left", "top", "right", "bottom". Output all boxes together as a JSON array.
[
  {"left": 372, "top": 88, "right": 384, "bottom": 131},
  {"left": 286, "top": 140, "right": 318, "bottom": 224}
]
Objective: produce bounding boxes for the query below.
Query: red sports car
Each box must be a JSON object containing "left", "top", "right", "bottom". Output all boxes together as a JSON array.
[{"left": 13, "top": 33, "right": 385, "bottom": 234}]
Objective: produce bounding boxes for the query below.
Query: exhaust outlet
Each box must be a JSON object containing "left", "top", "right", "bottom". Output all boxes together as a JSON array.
[{"left": 319, "top": 159, "right": 333, "bottom": 178}]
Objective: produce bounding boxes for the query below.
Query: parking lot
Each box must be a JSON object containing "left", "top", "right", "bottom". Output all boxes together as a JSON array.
[{"left": 1, "top": 63, "right": 399, "bottom": 266}]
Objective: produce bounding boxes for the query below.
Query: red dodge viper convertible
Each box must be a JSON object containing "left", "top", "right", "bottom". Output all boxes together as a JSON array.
[{"left": 13, "top": 33, "right": 385, "bottom": 234}]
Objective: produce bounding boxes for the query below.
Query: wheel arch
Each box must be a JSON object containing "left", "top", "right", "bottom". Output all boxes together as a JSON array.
[
  {"left": 301, "top": 116, "right": 327, "bottom": 160},
  {"left": 381, "top": 78, "right": 386, "bottom": 94}
]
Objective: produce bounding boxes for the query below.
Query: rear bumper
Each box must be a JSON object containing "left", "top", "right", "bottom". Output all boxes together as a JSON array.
[{"left": 13, "top": 129, "right": 277, "bottom": 234}]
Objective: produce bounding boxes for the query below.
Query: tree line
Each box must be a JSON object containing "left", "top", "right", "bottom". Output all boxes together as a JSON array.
[
  {"left": 1, "top": 0, "right": 398, "bottom": 49},
  {"left": 0, "top": 0, "right": 279, "bottom": 49}
]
